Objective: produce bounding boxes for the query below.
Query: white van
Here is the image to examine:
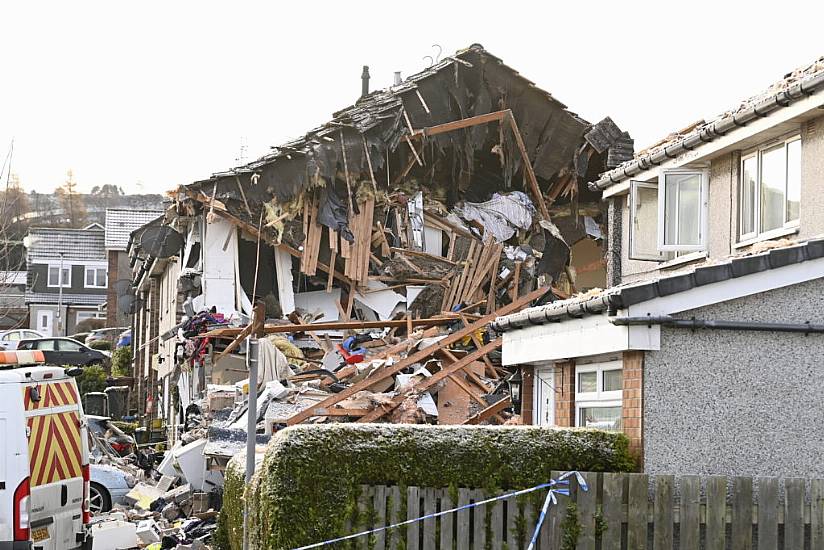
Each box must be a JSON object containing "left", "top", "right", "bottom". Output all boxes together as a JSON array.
[{"left": 0, "top": 354, "right": 92, "bottom": 550}]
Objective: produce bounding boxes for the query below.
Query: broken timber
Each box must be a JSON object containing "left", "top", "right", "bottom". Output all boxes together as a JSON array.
[{"left": 286, "top": 286, "right": 549, "bottom": 426}]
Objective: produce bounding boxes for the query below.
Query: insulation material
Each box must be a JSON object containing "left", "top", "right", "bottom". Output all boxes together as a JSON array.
[
  {"left": 407, "top": 191, "right": 424, "bottom": 250},
  {"left": 454, "top": 191, "right": 535, "bottom": 243}
]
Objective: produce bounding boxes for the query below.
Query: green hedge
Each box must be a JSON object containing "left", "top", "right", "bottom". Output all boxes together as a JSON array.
[
  {"left": 214, "top": 453, "right": 246, "bottom": 550},
  {"left": 111, "top": 345, "right": 132, "bottom": 378},
  {"left": 231, "top": 424, "right": 633, "bottom": 550},
  {"left": 65, "top": 365, "right": 107, "bottom": 396}
]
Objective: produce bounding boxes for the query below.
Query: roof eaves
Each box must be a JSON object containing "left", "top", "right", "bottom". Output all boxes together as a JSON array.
[{"left": 590, "top": 61, "right": 824, "bottom": 191}]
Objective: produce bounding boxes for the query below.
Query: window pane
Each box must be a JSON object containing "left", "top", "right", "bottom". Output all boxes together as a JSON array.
[
  {"left": 786, "top": 139, "right": 801, "bottom": 223},
  {"left": 578, "top": 371, "right": 597, "bottom": 393},
  {"left": 603, "top": 369, "right": 623, "bottom": 392},
  {"left": 664, "top": 173, "right": 701, "bottom": 246},
  {"left": 59, "top": 339, "right": 81, "bottom": 351},
  {"left": 761, "top": 144, "right": 786, "bottom": 232},
  {"left": 62, "top": 268, "right": 69, "bottom": 286},
  {"left": 98, "top": 268, "right": 107, "bottom": 286},
  {"left": 86, "top": 269, "right": 95, "bottom": 286},
  {"left": 48, "top": 267, "right": 58, "bottom": 286},
  {"left": 579, "top": 406, "right": 622, "bottom": 431},
  {"left": 36, "top": 340, "right": 56, "bottom": 351},
  {"left": 740, "top": 156, "right": 757, "bottom": 236},
  {"left": 632, "top": 184, "right": 659, "bottom": 258}
]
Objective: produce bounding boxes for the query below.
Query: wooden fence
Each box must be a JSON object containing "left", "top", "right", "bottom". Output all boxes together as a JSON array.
[{"left": 348, "top": 471, "right": 824, "bottom": 549}]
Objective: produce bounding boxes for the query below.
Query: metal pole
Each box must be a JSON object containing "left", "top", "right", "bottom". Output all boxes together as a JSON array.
[
  {"left": 243, "top": 303, "right": 265, "bottom": 550},
  {"left": 57, "top": 252, "right": 64, "bottom": 336}
]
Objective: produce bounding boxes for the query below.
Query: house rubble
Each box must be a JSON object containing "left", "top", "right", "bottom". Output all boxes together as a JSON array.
[{"left": 125, "top": 44, "right": 632, "bottom": 470}]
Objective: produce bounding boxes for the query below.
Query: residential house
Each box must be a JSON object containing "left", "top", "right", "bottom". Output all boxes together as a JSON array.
[
  {"left": 495, "top": 56, "right": 824, "bottom": 478},
  {"left": 0, "top": 271, "right": 28, "bottom": 329},
  {"left": 105, "top": 208, "right": 164, "bottom": 328},
  {"left": 24, "top": 224, "right": 108, "bottom": 336},
  {"left": 127, "top": 44, "right": 634, "bottom": 434}
]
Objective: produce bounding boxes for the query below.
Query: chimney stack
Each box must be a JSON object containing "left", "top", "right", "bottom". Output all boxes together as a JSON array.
[
  {"left": 394, "top": 71, "right": 402, "bottom": 86},
  {"left": 361, "top": 65, "right": 370, "bottom": 98}
]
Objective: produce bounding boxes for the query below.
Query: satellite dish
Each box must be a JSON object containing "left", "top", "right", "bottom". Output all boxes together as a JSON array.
[
  {"left": 128, "top": 298, "right": 144, "bottom": 315},
  {"left": 139, "top": 226, "right": 184, "bottom": 258},
  {"left": 113, "top": 279, "right": 132, "bottom": 296}
]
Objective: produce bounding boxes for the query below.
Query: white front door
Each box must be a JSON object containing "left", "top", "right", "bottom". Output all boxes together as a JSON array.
[
  {"left": 534, "top": 367, "right": 556, "bottom": 426},
  {"left": 37, "top": 310, "right": 54, "bottom": 337}
]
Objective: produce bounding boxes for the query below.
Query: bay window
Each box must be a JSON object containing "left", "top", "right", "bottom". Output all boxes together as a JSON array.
[{"left": 739, "top": 136, "right": 800, "bottom": 241}]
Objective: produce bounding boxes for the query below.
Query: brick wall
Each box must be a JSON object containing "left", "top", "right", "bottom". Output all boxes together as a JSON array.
[
  {"left": 553, "top": 361, "right": 576, "bottom": 427},
  {"left": 622, "top": 351, "right": 644, "bottom": 463},
  {"left": 520, "top": 367, "right": 534, "bottom": 425}
]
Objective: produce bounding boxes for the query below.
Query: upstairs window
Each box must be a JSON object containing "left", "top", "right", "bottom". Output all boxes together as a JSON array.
[
  {"left": 85, "top": 266, "right": 107, "bottom": 288},
  {"left": 739, "top": 136, "right": 801, "bottom": 241},
  {"left": 658, "top": 170, "right": 709, "bottom": 252},
  {"left": 47, "top": 265, "right": 70, "bottom": 288},
  {"left": 629, "top": 181, "right": 665, "bottom": 260}
]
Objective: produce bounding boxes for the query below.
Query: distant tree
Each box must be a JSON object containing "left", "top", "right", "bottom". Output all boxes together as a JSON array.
[{"left": 55, "top": 169, "right": 87, "bottom": 228}]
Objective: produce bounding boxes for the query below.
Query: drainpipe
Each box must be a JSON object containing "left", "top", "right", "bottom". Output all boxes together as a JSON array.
[
  {"left": 361, "top": 65, "right": 370, "bottom": 98},
  {"left": 612, "top": 315, "right": 824, "bottom": 334}
]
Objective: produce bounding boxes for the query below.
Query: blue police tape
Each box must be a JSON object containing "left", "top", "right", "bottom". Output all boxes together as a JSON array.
[{"left": 291, "top": 471, "right": 587, "bottom": 550}]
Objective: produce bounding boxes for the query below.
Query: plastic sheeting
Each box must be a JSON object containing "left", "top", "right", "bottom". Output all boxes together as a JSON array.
[{"left": 454, "top": 191, "right": 535, "bottom": 242}]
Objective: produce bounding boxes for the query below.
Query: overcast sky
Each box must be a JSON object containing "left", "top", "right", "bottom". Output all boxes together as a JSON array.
[{"left": 0, "top": 1, "right": 822, "bottom": 195}]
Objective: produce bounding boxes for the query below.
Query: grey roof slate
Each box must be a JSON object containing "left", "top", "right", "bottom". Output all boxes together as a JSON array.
[
  {"left": 493, "top": 238, "right": 824, "bottom": 332},
  {"left": 25, "top": 292, "right": 107, "bottom": 306},
  {"left": 105, "top": 209, "right": 164, "bottom": 250},
  {"left": 25, "top": 227, "right": 106, "bottom": 263}
]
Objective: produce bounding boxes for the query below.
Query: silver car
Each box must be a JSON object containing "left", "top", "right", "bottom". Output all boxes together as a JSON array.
[{"left": 0, "top": 328, "right": 44, "bottom": 350}]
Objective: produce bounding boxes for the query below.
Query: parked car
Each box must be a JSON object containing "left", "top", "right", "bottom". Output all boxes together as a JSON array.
[
  {"left": 86, "top": 327, "right": 127, "bottom": 346},
  {"left": 116, "top": 328, "right": 131, "bottom": 348},
  {"left": 0, "top": 364, "right": 93, "bottom": 548},
  {"left": 86, "top": 415, "right": 136, "bottom": 456},
  {"left": 89, "top": 463, "right": 135, "bottom": 514},
  {"left": 17, "top": 337, "right": 111, "bottom": 367},
  {"left": 0, "top": 328, "right": 44, "bottom": 350}
]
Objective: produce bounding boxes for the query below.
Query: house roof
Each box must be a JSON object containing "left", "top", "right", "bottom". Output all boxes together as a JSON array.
[
  {"left": 25, "top": 226, "right": 106, "bottom": 263},
  {"left": 105, "top": 209, "right": 165, "bottom": 251},
  {"left": 492, "top": 238, "right": 824, "bottom": 332},
  {"left": 185, "top": 44, "right": 632, "bottom": 210},
  {"left": 591, "top": 56, "right": 824, "bottom": 191}
]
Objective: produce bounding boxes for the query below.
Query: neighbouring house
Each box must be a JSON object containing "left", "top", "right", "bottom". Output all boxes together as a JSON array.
[
  {"left": 126, "top": 44, "right": 634, "bottom": 437},
  {"left": 105, "top": 208, "right": 164, "bottom": 328},
  {"left": 0, "top": 271, "right": 28, "bottom": 329},
  {"left": 24, "top": 224, "right": 108, "bottom": 336},
  {"left": 494, "top": 56, "right": 824, "bottom": 478}
]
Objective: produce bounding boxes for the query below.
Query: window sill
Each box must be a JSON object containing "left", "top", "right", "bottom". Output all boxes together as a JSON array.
[
  {"left": 658, "top": 251, "right": 708, "bottom": 270},
  {"left": 734, "top": 225, "right": 799, "bottom": 250}
]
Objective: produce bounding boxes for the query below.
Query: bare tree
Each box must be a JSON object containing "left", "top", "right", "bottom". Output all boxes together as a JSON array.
[
  {"left": 0, "top": 143, "right": 30, "bottom": 329},
  {"left": 55, "top": 169, "right": 87, "bottom": 228}
]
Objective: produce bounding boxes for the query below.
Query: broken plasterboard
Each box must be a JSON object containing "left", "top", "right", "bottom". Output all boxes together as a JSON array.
[
  {"left": 294, "top": 288, "right": 342, "bottom": 333},
  {"left": 354, "top": 280, "right": 407, "bottom": 320}
]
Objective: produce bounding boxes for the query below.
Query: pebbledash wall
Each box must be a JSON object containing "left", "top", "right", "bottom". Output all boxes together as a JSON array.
[{"left": 643, "top": 277, "right": 824, "bottom": 478}]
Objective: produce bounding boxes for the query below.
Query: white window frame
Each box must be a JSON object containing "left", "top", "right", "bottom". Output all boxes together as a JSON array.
[
  {"left": 657, "top": 169, "right": 709, "bottom": 252},
  {"left": 738, "top": 134, "right": 801, "bottom": 243},
  {"left": 84, "top": 265, "right": 108, "bottom": 288},
  {"left": 629, "top": 180, "right": 666, "bottom": 261},
  {"left": 575, "top": 360, "right": 623, "bottom": 430},
  {"left": 47, "top": 264, "right": 71, "bottom": 288}
]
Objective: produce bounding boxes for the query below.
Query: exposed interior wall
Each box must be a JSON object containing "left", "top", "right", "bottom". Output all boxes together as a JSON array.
[
  {"left": 570, "top": 238, "right": 606, "bottom": 291},
  {"left": 643, "top": 277, "right": 824, "bottom": 478},
  {"left": 201, "top": 216, "right": 238, "bottom": 315}
]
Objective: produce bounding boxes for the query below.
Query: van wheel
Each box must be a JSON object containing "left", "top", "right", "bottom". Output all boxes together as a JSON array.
[{"left": 89, "top": 482, "right": 112, "bottom": 514}]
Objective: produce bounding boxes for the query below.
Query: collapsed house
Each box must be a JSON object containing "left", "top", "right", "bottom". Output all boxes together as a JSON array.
[{"left": 126, "top": 44, "right": 632, "bottom": 456}]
